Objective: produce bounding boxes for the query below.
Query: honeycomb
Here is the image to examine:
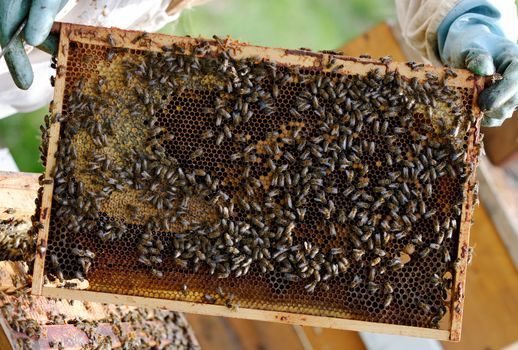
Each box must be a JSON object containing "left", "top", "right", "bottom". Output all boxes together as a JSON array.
[
  {"left": 38, "top": 26, "right": 481, "bottom": 332},
  {"left": 0, "top": 282, "right": 199, "bottom": 350}
]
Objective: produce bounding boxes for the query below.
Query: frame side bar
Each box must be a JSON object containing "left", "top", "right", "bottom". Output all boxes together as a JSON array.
[
  {"left": 448, "top": 75, "right": 485, "bottom": 341},
  {"left": 42, "top": 287, "right": 450, "bottom": 341},
  {"left": 32, "top": 23, "right": 69, "bottom": 296}
]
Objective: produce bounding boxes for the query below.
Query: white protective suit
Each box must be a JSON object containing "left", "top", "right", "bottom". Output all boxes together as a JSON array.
[
  {"left": 395, "top": 0, "right": 518, "bottom": 66},
  {"left": 0, "top": 0, "right": 202, "bottom": 119}
]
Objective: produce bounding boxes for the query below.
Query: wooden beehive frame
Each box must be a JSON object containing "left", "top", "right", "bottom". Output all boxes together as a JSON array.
[{"left": 32, "top": 23, "right": 484, "bottom": 341}]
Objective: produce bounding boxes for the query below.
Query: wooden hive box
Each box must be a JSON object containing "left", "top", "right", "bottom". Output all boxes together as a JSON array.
[
  {"left": 0, "top": 263, "right": 199, "bottom": 350},
  {"left": 32, "top": 23, "right": 484, "bottom": 341}
]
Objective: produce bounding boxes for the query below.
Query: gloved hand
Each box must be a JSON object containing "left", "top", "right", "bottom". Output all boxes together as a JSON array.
[
  {"left": 0, "top": 0, "right": 67, "bottom": 90},
  {"left": 437, "top": 0, "right": 518, "bottom": 127}
]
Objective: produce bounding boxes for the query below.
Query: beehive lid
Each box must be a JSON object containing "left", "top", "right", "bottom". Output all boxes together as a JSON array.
[{"left": 32, "top": 23, "right": 484, "bottom": 341}]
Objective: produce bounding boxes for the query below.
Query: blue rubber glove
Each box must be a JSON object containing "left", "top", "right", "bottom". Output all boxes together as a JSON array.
[
  {"left": 438, "top": 0, "right": 518, "bottom": 127},
  {"left": 0, "top": 0, "right": 67, "bottom": 90}
]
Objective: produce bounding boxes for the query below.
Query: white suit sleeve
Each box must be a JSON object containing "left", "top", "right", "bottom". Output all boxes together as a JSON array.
[
  {"left": 395, "top": 0, "right": 518, "bottom": 65},
  {"left": 0, "top": 0, "right": 185, "bottom": 119},
  {"left": 395, "top": 0, "right": 461, "bottom": 65}
]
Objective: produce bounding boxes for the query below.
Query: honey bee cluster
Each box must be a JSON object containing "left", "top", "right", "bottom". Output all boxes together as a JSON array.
[
  {"left": 0, "top": 284, "right": 198, "bottom": 349},
  {"left": 40, "top": 34, "right": 478, "bottom": 328},
  {"left": 0, "top": 212, "right": 198, "bottom": 349},
  {"left": 0, "top": 212, "right": 35, "bottom": 262}
]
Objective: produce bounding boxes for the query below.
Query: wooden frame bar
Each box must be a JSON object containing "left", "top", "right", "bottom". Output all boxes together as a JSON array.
[
  {"left": 42, "top": 287, "right": 450, "bottom": 341},
  {"left": 449, "top": 108, "right": 482, "bottom": 341},
  {"left": 31, "top": 23, "right": 69, "bottom": 296},
  {"left": 31, "top": 22, "right": 485, "bottom": 341}
]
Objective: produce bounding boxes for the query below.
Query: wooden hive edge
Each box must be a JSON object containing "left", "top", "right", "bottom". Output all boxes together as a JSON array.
[
  {"left": 448, "top": 75, "right": 485, "bottom": 342},
  {"left": 61, "top": 22, "right": 476, "bottom": 89},
  {"left": 31, "top": 23, "right": 70, "bottom": 296},
  {"left": 41, "top": 286, "right": 450, "bottom": 341}
]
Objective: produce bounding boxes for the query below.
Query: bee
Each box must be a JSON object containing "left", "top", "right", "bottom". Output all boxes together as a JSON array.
[
  {"left": 181, "top": 284, "right": 188, "bottom": 295},
  {"left": 430, "top": 274, "right": 442, "bottom": 287},
  {"left": 409, "top": 61, "right": 425, "bottom": 70},
  {"left": 425, "top": 183, "right": 433, "bottom": 197},
  {"left": 215, "top": 132, "right": 225, "bottom": 146},
  {"left": 220, "top": 124, "right": 231, "bottom": 138},
  {"left": 230, "top": 153, "right": 242, "bottom": 161},
  {"left": 352, "top": 249, "right": 365, "bottom": 261},
  {"left": 380, "top": 121, "right": 389, "bottom": 134},
  {"left": 371, "top": 257, "right": 381, "bottom": 266},
  {"left": 445, "top": 227, "right": 453, "bottom": 240},
  {"left": 50, "top": 254, "right": 59, "bottom": 268},
  {"left": 138, "top": 254, "right": 151, "bottom": 266},
  {"left": 190, "top": 148, "right": 204, "bottom": 159},
  {"left": 423, "top": 209, "right": 436, "bottom": 219},
  {"left": 150, "top": 255, "right": 163, "bottom": 264},
  {"left": 295, "top": 207, "right": 307, "bottom": 221},
  {"left": 403, "top": 243, "right": 415, "bottom": 255},
  {"left": 75, "top": 271, "right": 85, "bottom": 282},
  {"left": 107, "top": 33, "right": 116, "bottom": 46},
  {"left": 204, "top": 294, "right": 216, "bottom": 303},
  {"left": 380, "top": 56, "right": 392, "bottom": 64},
  {"left": 79, "top": 257, "right": 92, "bottom": 275},
  {"left": 37, "top": 239, "right": 47, "bottom": 258},
  {"left": 443, "top": 248, "right": 451, "bottom": 263},
  {"left": 131, "top": 31, "right": 149, "bottom": 44},
  {"left": 305, "top": 280, "right": 317, "bottom": 294},
  {"left": 429, "top": 243, "right": 441, "bottom": 250},
  {"left": 367, "top": 282, "right": 380, "bottom": 293},
  {"left": 415, "top": 199, "right": 426, "bottom": 215},
  {"left": 289, "top": 107, "right": 302, "bottom": 118},
  {"left": 371, "top": 198, "right": 384, "bottom": 211},
  {"left": 382, "top": 152, "right": 393, "bottom": 166},
  {"left": 328, "top": 222, "right": 337, "bottom": 236},
  {"left": 201, "top": 129, "right": 214, "bottom": 139},
  {"left": 451, "top": 218, "right": 458, "bottom": 230},
  {"left": 367, "top": 265, "right": 377, "bottom": 281},
  {"left": 215, "top": 286, "right": 226, "bottom": 298},
  {"left": 366, "top": 141, "right": 376, "bottom": 155},
  {"left": 150, "top": 266, "right": 164, "bottom": 280},
  {"left": 418, "top": 301, "right": 431, "bottom": 313},
  {"left": 383, "top": 294, "right": 393, "bottom": 308},
  {"left": 71, "top": 248, "right": 84, "bottom": 257},
  {"left": 214, "top": 112, "right": 224, "bottom": 126},
  {"left": 430, "top": 217, "right": 440, "bottom": 233},
  {"left": 434, "top": 228, "right": 445, "bottom": 245},
  {"left": 347, "top": 206, "right": 358, "bottom": 221},
  {"left": 272, "top": 84, "right": 280, "bottom": 99}
]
